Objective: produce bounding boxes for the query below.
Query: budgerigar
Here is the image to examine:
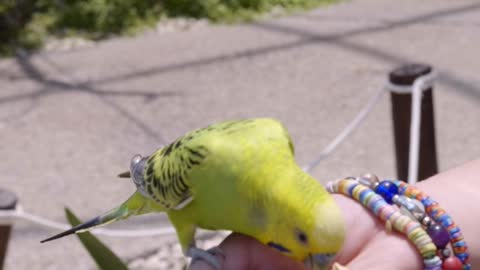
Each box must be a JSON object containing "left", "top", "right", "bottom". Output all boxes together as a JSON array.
[{"left": 42, "top": 118, "right": 345, "bottom": 270}]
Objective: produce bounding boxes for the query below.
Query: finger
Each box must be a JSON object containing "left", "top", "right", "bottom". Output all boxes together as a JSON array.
[
  {"left": 332, "top": 194, "right": 383, "bottom": 265},
  {"left": 190, "top": 233, "right": 308, "bottom": 270}
]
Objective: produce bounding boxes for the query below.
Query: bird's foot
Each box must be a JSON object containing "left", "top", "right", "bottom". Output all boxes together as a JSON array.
[
  {"left": 206, "top": 246, "right": 226, "bottom": 258},
  {"left": 187, "top": 246, "right": 225, "bottom": 270}
]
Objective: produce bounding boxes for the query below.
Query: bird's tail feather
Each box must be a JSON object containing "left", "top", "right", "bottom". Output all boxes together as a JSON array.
[{"left": 41, "top": 191, "right": 148, "bottom": 243}]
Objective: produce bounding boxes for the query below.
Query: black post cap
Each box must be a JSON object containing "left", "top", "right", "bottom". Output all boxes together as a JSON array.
[
  {"left": 389, "top": 63, "right": 432, "bottom": 86},
  {"left": 0, "top": 189, "right": 18, "bottom": 210}
]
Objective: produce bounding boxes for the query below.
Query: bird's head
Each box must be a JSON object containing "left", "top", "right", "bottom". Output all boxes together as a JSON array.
[{"left": 259, "top": 180, "right": 345, "bottom": 270}]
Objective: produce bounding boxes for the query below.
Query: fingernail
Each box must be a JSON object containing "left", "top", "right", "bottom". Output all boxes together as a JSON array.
[{"left": 331, "top": 262, "right": 349, "bottom": 270}]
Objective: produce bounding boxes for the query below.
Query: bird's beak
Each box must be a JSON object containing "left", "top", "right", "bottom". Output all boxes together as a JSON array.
[
  {"left": 117, "top": 171, "right": 131, "bottom": 178},
  {"left": 303, "top": 253, "right": 335, "bottom": 270},
  {"left": 41, "top": 191, "right": 147, "bottom": 243}
]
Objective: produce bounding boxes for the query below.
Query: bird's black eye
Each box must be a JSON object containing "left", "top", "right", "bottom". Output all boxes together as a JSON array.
[{"left": 296, "top": 229, "right": 308, "bottom": 244}]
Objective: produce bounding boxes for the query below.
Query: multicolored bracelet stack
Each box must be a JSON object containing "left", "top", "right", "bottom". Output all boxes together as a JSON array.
[{"left": 326, "top": 174, "right": 470, "bottom": 270}]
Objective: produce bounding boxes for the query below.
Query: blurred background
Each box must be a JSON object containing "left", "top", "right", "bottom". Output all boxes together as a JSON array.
[{"left": 1, "top": 0, "right": 479, "bottom": 269}]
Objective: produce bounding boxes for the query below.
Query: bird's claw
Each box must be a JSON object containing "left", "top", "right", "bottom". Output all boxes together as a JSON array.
[
  {"left": 206, "top": 246, "right": 225, "bottom": 258},
  {"left": 187, "top": 246, "right": 224, "bottom": 270}
]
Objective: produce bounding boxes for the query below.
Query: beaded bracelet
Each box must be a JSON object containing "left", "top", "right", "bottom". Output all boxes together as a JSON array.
[
  {"left": 393, "top": 180, "right": 470, "bottom": 270},
  {"left": 327, "top": 178, "right": 442, "bottom": 270},
  {"left": 327, "top": 175, "right": 470, "bottom": 270}
]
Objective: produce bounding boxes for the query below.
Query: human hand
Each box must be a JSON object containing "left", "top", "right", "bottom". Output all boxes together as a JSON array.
[{"left": 189, "top": 194, "right": 424, "bottom": 270}]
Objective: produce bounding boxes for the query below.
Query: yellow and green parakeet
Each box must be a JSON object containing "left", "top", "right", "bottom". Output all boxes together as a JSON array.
[{"left": 42, "top": 118, "right": 345, "bottom": 270}]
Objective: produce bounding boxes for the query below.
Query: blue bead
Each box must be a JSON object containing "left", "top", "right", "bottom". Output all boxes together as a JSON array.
[
  {"left": 453, "top": 241, "right": 466, "bottom": 247},
  {"left": 442, "top": 217, "right": 453, "bottom": 227},
  {"left": 449, "top": 227, "right": 460, "bottom": 234},
  {"left": 375, "top": 180, "right": 399, "bottom": 204},
  {"left": 359, "top": 189, "right": 370, "bottom": 202},
  {"left": 422, "top": 197, "right": 435, "bottom": 206},
  {"left": 457, "top": 253, "right": 468, "bottom": 260},
  {"left": 347, "top": 183, "right": 356, "bottom": 196},
  {"left": 439, "top": 214, "right": 449, "bottom": 221}
]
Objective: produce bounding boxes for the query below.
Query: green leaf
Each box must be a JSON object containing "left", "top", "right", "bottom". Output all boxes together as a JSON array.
[{"left": 65, "top": 208, "right": 129, "bottom": 270}]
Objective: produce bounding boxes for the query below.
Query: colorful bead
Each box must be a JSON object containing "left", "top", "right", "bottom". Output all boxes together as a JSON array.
[
  {"left": 396, "top": 195, "right": 426, "bottom": 221},
  {"left": 375, "top": 180, "right": 399, "bottom": 204},
  {"left": 424, "top": 256, "right": 442, "bottom": 270},
  {"left": 328, "top": 178, "right": 440, "bottom": 270},
  {"left": 427, "top": 224, "right": 450, "bottom": 249},
  {"left": 442, "top": 256, "right": 463, "bottom": 270},
  {"left": 338, "top": 176, "right": 474, "bottom": 270},
  {"left": 441, "top": 248, "right": 452, "bottom": 258},
  {"left": 394, "top": 180, "right": 470, "bottom": 269},
  {"left": 358, "top": 173, "right": 380, "bottom": 188},
  {"left": 422, "top": 216, "right": 434, "bottom": 227}
]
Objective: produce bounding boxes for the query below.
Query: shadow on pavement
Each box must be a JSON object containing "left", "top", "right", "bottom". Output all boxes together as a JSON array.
[
  {"left": 89, "top": 2, "right": 480, "bottom": 101},
  {"left": 1, "top": 52, "right": 180, "bottom": 144},
  {"left": 2, "top": 1, "right": 478, "bottom": 129}
]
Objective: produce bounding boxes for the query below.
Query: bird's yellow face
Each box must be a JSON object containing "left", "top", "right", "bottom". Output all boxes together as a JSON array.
[{"left": 261, "top": 197, "right": 345, "bottom": 270}]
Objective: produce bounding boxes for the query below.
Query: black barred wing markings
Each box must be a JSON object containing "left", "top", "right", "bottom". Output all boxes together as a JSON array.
[
  {"left": 143, "top": 119, "right": 256, "bottom": 210},
  {"left": 144, "top": 142, "right": 209, "bottom": 210}
]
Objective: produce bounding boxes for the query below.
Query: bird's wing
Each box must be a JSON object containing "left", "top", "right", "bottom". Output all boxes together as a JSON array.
[
  {"left": 142, "top": 139, "right": 206, "bottom": 210},
  {"left": 142, "top": 118, "right": 293, "bottom": 210}
]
